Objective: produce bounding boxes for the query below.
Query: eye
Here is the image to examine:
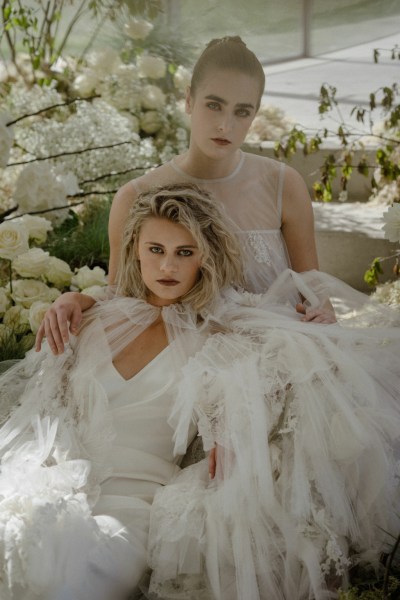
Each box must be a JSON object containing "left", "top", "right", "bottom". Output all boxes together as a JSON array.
[
  {"left": 149, "top": 246, "right": 163, "bottom": 254},
  {"left": 178, "top": 249, "right": 193, "bottom": 257},
  {"left": 206, "top": 101, "right": 220, "bottom": 111},
  {"left": 236, "top": 108, "right": 251, "bottom": 117}
]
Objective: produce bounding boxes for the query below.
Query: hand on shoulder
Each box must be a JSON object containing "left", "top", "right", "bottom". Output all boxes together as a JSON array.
[{"left": 35, "top": 291, "right": 96, "bottom": 355}]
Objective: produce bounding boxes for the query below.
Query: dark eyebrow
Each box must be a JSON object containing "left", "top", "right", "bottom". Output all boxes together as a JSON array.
[
  {"left": 145, "top": 242, "right": 198, "bottom": 249},
  {"left": 204, "top": 94, "right": 255, "bottom": 110}
]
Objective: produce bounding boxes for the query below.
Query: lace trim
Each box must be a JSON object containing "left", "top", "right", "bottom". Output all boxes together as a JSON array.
[{"left": 246, "top": 231, "right": 273, "bottom": 265}]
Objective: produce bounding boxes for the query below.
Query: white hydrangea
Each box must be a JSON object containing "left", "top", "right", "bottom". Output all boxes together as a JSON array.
[
  {"left": 28, "top": 300, "right": 52, "bottom": 334},
  {"left": 173, "top": 66, "right": 191, "bottom": 92},
  {"left": 13, "top": 215, "right": 53, "bottom": 244},
  {"left": 96, "top": 67, "right": 142, "bottom": 112},
  {"left": 383, "top": 202, "right": 400, "bottom": 243},
  {"left": 141, "top": 85, "right": 166, "bottom": 110},
  {"left": 369, "top": 180, "right": 400, "bottom": 206},
  {"left": 3, "top": 304, "right": 31, "bottom": 334},
  {"left": 0, "top": 221, "right": 29, "bottom": 261},
  {"left": 45, "top": 256, "right": 73, "bottom": 288},
  {"left": 12, "top": 248, "right": 50, "bottom": 278},
  {"left": 137, "top": 56, "right": 166, "bottom": 80},
  {"left": 72, "top": 265, "right": 107, "bottom": 290},
  {"left": 8, "top": 83, "right": 63, "bottom": 116},
  {"left": 10, "top": 278, "right": 54, "bottom": 308},
  {"left": 13, "top": 163, "right": 78, "bottom": 226},
  {"left": 123, "top": 18, "right": 153, "bottom": 40},
  {"left": 0, "top": 111, "right": 14, "bottom": 168},
  {"left": 0, "top": 287, "right": 11, "bottom": 317}
]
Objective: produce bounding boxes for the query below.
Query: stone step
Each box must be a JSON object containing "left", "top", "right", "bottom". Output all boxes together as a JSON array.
[{"left": 313, "top": 202, "right": 397, "bottom": 291}]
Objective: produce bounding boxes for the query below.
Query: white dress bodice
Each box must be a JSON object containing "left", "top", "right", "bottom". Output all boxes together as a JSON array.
[{"left": 130, "top": 151, "right": 290, "bottom": 293}]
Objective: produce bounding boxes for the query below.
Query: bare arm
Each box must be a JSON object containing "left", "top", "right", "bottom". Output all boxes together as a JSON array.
[
  {"left": 281, "top": 166, "right": 336, "bottom": 323},
  {"left": 108, "top": 181, "right": 138, "bottom": 284}
]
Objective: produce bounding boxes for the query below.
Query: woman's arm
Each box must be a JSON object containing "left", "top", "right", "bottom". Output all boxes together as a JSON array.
[
  {"left": 35, "top": 182, "right": 137, "bottom": 354},
  {"left": 281, "top": 166, "right": 336, "bottom": 324}
]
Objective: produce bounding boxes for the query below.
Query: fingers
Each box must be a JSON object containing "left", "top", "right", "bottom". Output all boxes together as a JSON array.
[
  {"left": 34, "top": 304, "right": 82, "bottom": 355},
  {"left": 299, "top": 308, "right": 337, "bottom": 324},
  {"left": 208, "top": 447, "right": 217, "bottom": 479}
]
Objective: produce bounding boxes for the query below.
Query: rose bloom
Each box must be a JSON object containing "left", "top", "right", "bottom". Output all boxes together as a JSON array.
[
  {"left": 383, "top": 203, "right": 400, "bottom": 243},
  {"left": 14, "top": 164, "right": 78, "bottom": 226},
  {"left": 0, "top": 111, "right": 14, "bottom": 168},
  {"left": 45, "top": 256, "right": 73, "bottom": 288},
  {"left": 3, "top": 304, "right": 31, "bottom": 334},
  {"left": 0, "top": 323, "right": 15, "bottom": 344},
  {"left": 141, "top": 85, "right": 166, "bottom": 110},
  {"left": 140, "top": 111, "right": 163, "bottom": 135},
  {"left": 87, "top": 49, "right": 121, "bottom": 77},
  {"left": 173, "top": 66, "right": 191, "bottom": 92},
  {"left": 73, "top": 71, "right": 100, "bottom": 97},
  {"left": 29, "top": 300, "right": 52, "bottom": 334},
  {"left": 0, "top": 221, "right": 29, "bottom": 261},
  {"left": 72, "top": 265, "right": 107, "bottom": 290},
  {"left": 123, "top": 18, "right": 153, "bottom": 40},
  {"left": 10, "top": 279, "right": 54, "bottom": 308},
  {"left": 0, "top": 287, "right": 11, "bottom": 317},
  {"left": 137, "top": 56, "right": 166, "bottom": 80},
  {"left": 12, "top": 248, "right": 50, "bottom": 279},
  {"left": 81, "top": 285, "right": 108, "bottom": 300},
  {"left": 13, "top": 215, "right": 53, "bottom": 244}
]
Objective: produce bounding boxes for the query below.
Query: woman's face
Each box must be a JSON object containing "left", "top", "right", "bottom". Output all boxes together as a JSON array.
[
  {"left": 186, "top": 68, "right": 260, "bottom": 160},
  {"left": 137, "top": 217, "right": 202, "bottom": 306}
]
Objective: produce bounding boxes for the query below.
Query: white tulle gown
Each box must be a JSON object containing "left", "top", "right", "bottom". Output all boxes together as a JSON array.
[{"left": 0, "top": 153, "right": 400, "bottom": 599}]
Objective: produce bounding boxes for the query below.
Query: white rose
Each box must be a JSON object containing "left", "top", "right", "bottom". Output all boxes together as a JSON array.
[
  {"left": 12, "top": 248, "right": 50, "bottom": 279},
  {"left": 173, "top": 66, "right": 191, "bottom": 92},
  {"left": 137, "top": 56, "right": 166, "bottom": 80},
  {"left": 81, "top": 285, "right": 108, "bottom": 300},
  {"left": 28, "top": 301, "right": 52, "bottom": 334},
  {"left": 0, "top": 221, "right": 29, "bottom": 261},
  {"left": 11, "top": 279, "right": 53, "bottom": 308},
  {"left": 123, "top": 18, "right": 153, "bottom": 40},
  {"left": 47, "top": 286, "right": 62, "bottom": 302},
  {"left": 0, "top": 287, "right": 11, "bottom": 317},
  {"left": 141, "top": 85, "right": 165, "bottom": 110},
  {"left": 13, "top": 215, "right": 53, "bottom": 244},
  {"left": 13, "top": 164, "right": 76, "bottom": 226},
  {"left": 0, "top": 111, "right": 14, "bottom": 168},
  {"left": 87, "top": 49, "right": 121, "bottom": 77},
  {"left": 45, "top": 256, "right": 73, "bottom": 288},
  {"left": 383, "top": 203, "right": 400, "bottom": 243},
  {"left": 73, "top": 71, "right": 100, "bottom": 97},
  {"left": 140, "top": 111, "right": 163, "bottom": 134},
  {"left": 0, "top": 324, "right": 15, "bottom": 344},
  {"left": 3, "top": 304, "right": 31, "bottom": 334},
  {"left": 72, "top": 266, "right": 107, "bottom": 290}
]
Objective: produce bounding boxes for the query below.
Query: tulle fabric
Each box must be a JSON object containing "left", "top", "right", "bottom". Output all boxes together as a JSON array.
[
  {"left": 0, "top": 297, "right": 205, "bottom": 599},
  {"left": 147, "top": 269, "right": 400, "bottom": 600}
]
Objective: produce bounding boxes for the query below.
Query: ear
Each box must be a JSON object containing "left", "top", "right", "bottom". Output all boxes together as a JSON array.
[{"left": 185, "top": 86, "right": 193, "bottom": 115}]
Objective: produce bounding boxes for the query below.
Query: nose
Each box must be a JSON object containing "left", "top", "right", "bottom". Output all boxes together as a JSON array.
[
  {"left": 217, "top": 113, "right": 232, "bottom": 134},
  {"left": 160, "top": 253, "right": 178, "bottom": 273}
]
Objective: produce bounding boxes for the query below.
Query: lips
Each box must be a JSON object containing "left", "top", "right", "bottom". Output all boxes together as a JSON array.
[
  {"left": 211, "top": 138, "right": 231, "bottom": 146},
  {"left": 157, "top": 279, "right": 179, "bottom": 286}
]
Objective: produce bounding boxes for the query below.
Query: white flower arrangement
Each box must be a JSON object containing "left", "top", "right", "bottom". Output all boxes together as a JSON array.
[
  {"left": 123, "top": 18, "right": 153, "bottom": 40},
  {"left": 137, "top": 55, "right": 167, "bottom": 80},
  {"left": 0, "top": 112, "right": 14, "bottom": 168},
  {"left": 71, "top": 265, "right": 107, "bottom": 290},
  {"left": 0, "top": 221, "right": 29, "bottom": 261},
  {"left": 245, "top": 104, "right": 293, "bottom": 143},
  {"left": 13, "top": 215, "right": 53, "bottom": 244},
  {"left": 12, "top": 248, "right": 50, "bottom": 279}
]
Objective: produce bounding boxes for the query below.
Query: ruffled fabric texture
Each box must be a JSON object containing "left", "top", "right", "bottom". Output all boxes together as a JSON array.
[
  {"left": 148, "top": 269, "right": 400, "bottom": 600},
  {"left": 0, "top": 297, "right": 205, "bottom": 600}
]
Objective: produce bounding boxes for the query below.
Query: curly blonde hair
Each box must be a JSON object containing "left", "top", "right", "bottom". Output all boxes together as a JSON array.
[{"left": 116, "top": 183, "right": 243, "bottom": 312}]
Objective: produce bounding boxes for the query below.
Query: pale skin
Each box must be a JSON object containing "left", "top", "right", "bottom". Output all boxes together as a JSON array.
[{"left": 35, "top": 66, "right": 335, "bottom": 355}]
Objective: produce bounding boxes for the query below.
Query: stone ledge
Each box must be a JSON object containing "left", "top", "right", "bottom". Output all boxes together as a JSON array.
[{"left": 313, "top": 202, "right": 397, "bottom": 291}]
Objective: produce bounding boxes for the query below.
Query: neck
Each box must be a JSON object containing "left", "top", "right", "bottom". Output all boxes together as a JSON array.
[{"left": 177, "top": 147, "right": 242, "bottom": 180}]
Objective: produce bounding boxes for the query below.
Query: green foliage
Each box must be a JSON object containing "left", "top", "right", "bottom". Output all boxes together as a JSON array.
[
  {"left": 364, "top": 258, "right": 384, "bottom": 287},
  {"left": 43, "top": 198, "right": 111, "bottom": 271},
  {"left": 0, "top": 330, "right": 35, "bottom": 361}
]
